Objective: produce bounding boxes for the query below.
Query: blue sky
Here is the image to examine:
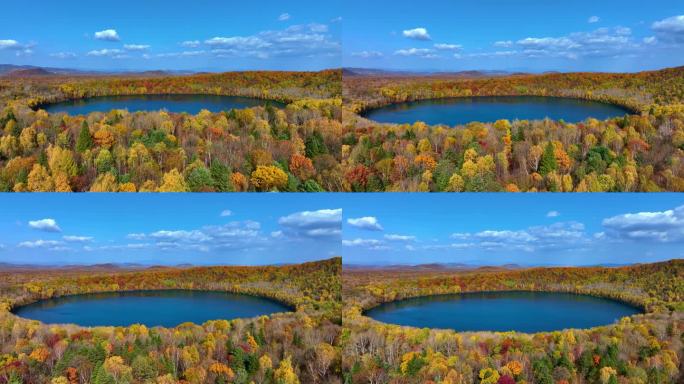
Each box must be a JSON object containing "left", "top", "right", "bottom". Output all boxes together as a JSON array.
[
  {"left": 0, "top": 194, "right": 341, "bottom": 266},
  {"left": 343, "top": 0, "right": 684, "bottom": 72},
  {"left": 0, "top": 0, "right": 341, "bottom": 71},
  {"left": 343, "top": 194, "right": 684, "bottom": 266},
  {"left": 2, "top": 194, "right": 682, "bottom": 267}
]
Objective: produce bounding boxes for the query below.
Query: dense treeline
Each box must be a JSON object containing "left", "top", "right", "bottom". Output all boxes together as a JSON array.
[
  {"left": 3, "top": 67, "right": 684, "bottom": 191},
  {"left": 0, "top": 71, "right": 343, "bottom": 192},
  {"left": 342, "top": 260, "right": 684, "bottom": 384},
  {"left": 342, "top": 67, "right": 684, "bottom": 191},
  {"left": 0, "top": 257, "right": 341, "bottom": 384}
]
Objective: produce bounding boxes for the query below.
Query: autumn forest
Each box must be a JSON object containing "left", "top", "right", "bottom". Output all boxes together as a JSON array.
[
  {"left": 2, "top": 1, "right": 684, "bottom": 383},
  {"left": 0, "top": 66, "right": 683, "bottom": 192}
]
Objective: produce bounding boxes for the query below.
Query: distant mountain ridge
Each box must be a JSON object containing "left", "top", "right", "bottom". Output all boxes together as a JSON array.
[
  {"left": 343, "top": 67, "right": 524, "bottom": 78},
  {"left": 0, "top": 64, "right": 196, "bottom": 77},
  {"left": 343, "top": 261, "right": 642, "bottom": 270}
]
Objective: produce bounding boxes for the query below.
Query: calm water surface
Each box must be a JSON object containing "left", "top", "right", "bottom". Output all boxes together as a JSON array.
[
  {"left": 365, "top": 291, "right": 641, "bottom": 333},
  {"left": 362, "top": 96, "right": 632, "bottom": 125},
  {"left": 13, "top": 290, "right": 291, "bottom": 327},
  {"left": 40, "top": 94, "right": 284, "bottom": 114}
]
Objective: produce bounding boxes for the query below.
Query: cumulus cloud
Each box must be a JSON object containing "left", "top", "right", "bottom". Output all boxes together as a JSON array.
[
  {"left": 278, "top": 13, "right": 291, "bottom": 21},
  {"left": 347, "top": 217, "right": 383, "bottom": 231},
  {"left": 155, "top": 50, "right": 206, "bottom": 58},
  {"left": 28, "top": 218, "right": 61, "bottom": 233},
  {"left": 547, "top": 211, "right": 560, "bottom": 218},
  {"left": 94, "top": 29, "right": 120, "bottom": 42},
  {"left": 87, "top": 49, "right": 127, "bottom": 58},
  {"left": 434, "top": 43, "right": 462, "bottom": 51},
  {"left": 124, "top": 44, "right": 150, "bottom": 51},
  {"left": 204, "top": 23, "right": 339, "bottom": 59},
  {"left": 149, "top": 230, "right": 211, "bottom": 242},
  {"left": 384, "top": 234, "right": 416, "bottom": 241},
  {"left": 0, "top": 40, "right": 21, "bottom": 49},
  {"left": 342, "top": 238, "right": 383, "bottom": 247},
  {"left": 63, "top": 236, "right": 93, "bottom": 243},
  {"left": 50, "top": 52, "right": 76, "bottom": 59},
  {"left": 351, "top": 50, "right": 383, "bottom": 58},
  {"left": 394, "top": 48, "right": 437, "bottom": 58},
  {"left": 602, "top": 205, "right": 684, "bottom": 242},
  {"left": 490, "top": 27, "right": 640, "bottom": 60},
  {"left": 220, "top": 210, "right": 233, "bottom": 217},
  {"left": 18, "top": 240, "right": 63, "bottom": 248},
  {"left": 588, "top": 16, "right": 600, "bottom": 23},
  {"left": 652, "top": 15, "right": 684, "bottom": 43},
  {"left": 450, "top": 222, "right": 588, "bottom": 252},
  {"left": 278, "top": 209, "right": 342, "bottom": 240},
  {"left": 0, "top": 39, "right": 34, "bottom": 55},
  {"left": 125, "top": 221, "right": 265, "bottom": 253},
  {"left": 403, "top": 27, "right": 431, "bottom": 41},
  {"left": 180, "top": 40, "right": 201, "bottom": 48}
]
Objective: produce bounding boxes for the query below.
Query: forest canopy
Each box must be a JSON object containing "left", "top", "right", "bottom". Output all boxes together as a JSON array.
[
  {"left": 0, "top": 257, "right": 342, "bottom": 384},
  {"left": 342, "top": 67, "right": 684, "bottom": 192},
  {"left": 343, "top": 260, "right": 684, "bottom": 384}
]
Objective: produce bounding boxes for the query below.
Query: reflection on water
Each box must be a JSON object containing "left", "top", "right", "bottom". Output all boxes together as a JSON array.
[
  {"left": 14, "top": 290, "right": 291, "bottom": 327},
  {"left": 362, "top": 96, "right": 632, "bottom": 126},
  {"left": 365, "top": 291, "right": 642, "bottom": 333},
  {"left": 40, "top": 94, "right": 285, "bottom": 115}
]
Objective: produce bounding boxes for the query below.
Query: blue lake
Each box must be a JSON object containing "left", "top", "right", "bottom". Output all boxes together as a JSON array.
[
  {"left": 365, "top": 291, "right": 642, "bottom": 333},
  {"left": 40, "top": 94, "right": 284, "bottom": 115},
  {"left": 361, "top": 96, "right": 632, "bottom": 125},
  {"left": 13, "top": 290, "right": 291, "bottom": 327}
]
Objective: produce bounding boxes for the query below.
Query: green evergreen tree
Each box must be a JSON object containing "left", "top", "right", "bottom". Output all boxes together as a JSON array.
[
  {"left": 76, "top": 121, "right": 93, "bottom": 153},
  {"left": 210, "top": 161, "right": 234, "bottom": 192},
  {"left": 539, "top": 141, "right": 558, "bottom": 175}
]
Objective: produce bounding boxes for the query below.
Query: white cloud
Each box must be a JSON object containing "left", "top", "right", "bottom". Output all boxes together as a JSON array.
[
  {"left": 278, "top": 13, "right": 291, "bottom": 21},
  {"left": 18, "top": 240, "right": 63, "bottom": 248},
  {"left": 351, "top": 50, "right": 383, "bottom": 58},
  {"left": 205, "top": 36, "right": 270, "bottom": 49},
  {"left": 347, "top": 216, "right": 383, "bottom": 231},
  {"left": 494, "top": 40, "right": 514, "bottom": 48},
  {"left": 588, "top": 16, "right": 600, "bottom": 23},
  {"left": 394, "top": 48, "right": 437, "bottom": 58},
  {"left": 149, "top": 230, "right": 211, "bottom": 242},
  {"left": 643, "top": 36, "right": 658, "bottom": 45},
  {"left": 547, "top": 211, "right": 560, "bottom": 218},
  {"left": 203, "top": 23, "right": 338, "bottom": 59},
  {"left": 50, "top": 52, "right": 76, "bottom": 59},
  {"left": 123, "top": 44, "right": 150, "bottom": 51},
  {"left": 94, "top": 29, "right": 120, "bottom": 42},
  {"left": 602, "top": 205, "right": 684, "bottom": 242},
  {"left": 155, "top": 50, "right": 206, "bottom": 58},
  {"left": 0, "top": 40, "right": 21, "bottom": 49},
  {"left": 28, "top": 218, "right": 61, "bottom": 233},
  {"left": 384, "top": 234, "right": 416, "bottom": 241},
  {"left": 434, "top": 43, "right": 462, "bottom": 51},
  {"left": 652, "top": 15, "right": 684, "bottom": 43},
  {"left": 449, "top": 222, "right": 587, "bottom": 252},
  {"left": 403, "top": 27, "right": 431, "bottom": 41},
  {"left": 278, "top": 209, "right": 342, "bottom": 239},
  {"left": 0, "top": 39, "right": 34, "bottom": 55},
  {"left": 124, "top": 221, "right": 266, "bottom": 253},
  {"left": 342, "top": 238, "right": 390, "bottom": 251},
  {"left": 63, "top": 236, "right": 93, "bottom": 243},
  {"left": 180, "top": 40, "right": 201, "bottom": 48},
  {"left": 87, "top": 49, "right": 126, "bottom": 58},
  {"left": 220, "top": 210, "right": 233, "bottom": 217},
  {"left": 498, "top": 27, "right": 641, "bottom": 59}
]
